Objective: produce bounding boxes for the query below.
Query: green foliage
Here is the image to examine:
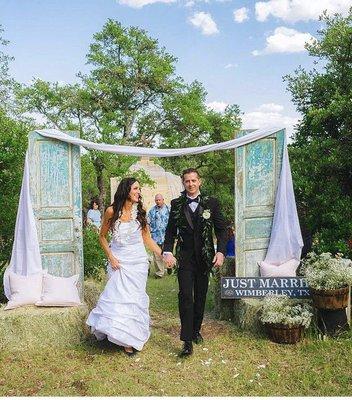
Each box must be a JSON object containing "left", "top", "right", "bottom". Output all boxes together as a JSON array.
[
  {"left": 0, "top": 110, "right": 30, "bottom": 269},
  {"left": 83, "top": 226, "right": 107, "bottom": 280},
  {"left": 285, "top": 10, "right": 352, "bottom": 257},
  {"left": 0, "top": 25, "right": 16, "bottom": 111},
  {"left": 16, "top": 20, "right": 181, "bottom": 207},
  {"left": 157, "top": 84, "right": 241, "bottom": 220},
  {"left": 16, "top": 20, "right": 241, "bottom": 216},
  {"left": 0, "top": 264, "right": 7, "bottom": 303}
]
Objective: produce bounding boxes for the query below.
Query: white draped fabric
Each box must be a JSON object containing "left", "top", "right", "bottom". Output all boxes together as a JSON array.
[
  {"left": 3, "top": 127, "right": 303, "bottom": 299},
  {"left": 3, "top": 153, "right": 43, "bottom": 299},
  {"left": 35, "top": 127, "right": 284, "bottom": 157}
]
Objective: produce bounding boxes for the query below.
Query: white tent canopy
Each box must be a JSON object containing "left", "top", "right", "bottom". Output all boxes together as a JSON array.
[{"left": 4, "top": 127, "right": 303, "bottom": 299}]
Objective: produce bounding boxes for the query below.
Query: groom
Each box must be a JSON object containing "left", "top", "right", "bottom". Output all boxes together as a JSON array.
[{"left": 163, "top": 168, "right": 227, "bottom": 357}]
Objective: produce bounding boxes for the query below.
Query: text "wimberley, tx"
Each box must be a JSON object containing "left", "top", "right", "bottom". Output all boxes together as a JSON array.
[{"left": 220, "top": 277, "right": 310, "bottom": 299}]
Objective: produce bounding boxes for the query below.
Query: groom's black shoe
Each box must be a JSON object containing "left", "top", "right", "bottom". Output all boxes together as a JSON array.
[
  {"left": 179, "top": 341, "right": 193, "bottom": 357},
  {"left": 192, "top": 332, "right": 204, "bottom": 344}
]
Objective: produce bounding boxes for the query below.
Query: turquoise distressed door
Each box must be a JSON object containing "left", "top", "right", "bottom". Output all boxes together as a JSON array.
[
  {"left": 235, "top": 129, "right": 285, "bottom": 277},
  {"left": 28, "top": 131, "right": 83, "bottom": 298}
]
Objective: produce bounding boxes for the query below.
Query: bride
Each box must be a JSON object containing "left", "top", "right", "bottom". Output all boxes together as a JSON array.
[{"left": 86, "top": 177, "right": 168, "bottom": 356}]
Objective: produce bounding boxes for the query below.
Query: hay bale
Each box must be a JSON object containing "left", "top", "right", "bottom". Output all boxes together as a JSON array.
[
  {"left": 233, "top": 298, "right": 263, "bottom": 334},
  {"left": 0, "top": 279, "right": 105, "bottom": 351},
  {"left": 84, "top": 279, "right": 105, "bottom": 311},
  {"left": 0, "top": 304, "right": 89, "bottom": 351}
]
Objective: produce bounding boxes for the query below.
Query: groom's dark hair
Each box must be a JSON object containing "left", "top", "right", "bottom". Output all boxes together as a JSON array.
[{"left": 181, "top": 168, "right": 201, "bottom": 181}]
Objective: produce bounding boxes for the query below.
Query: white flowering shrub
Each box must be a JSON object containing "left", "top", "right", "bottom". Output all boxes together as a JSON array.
[
  {"left": 302, "top": 252, "right": 352, "bottom": 290},
  {"left": 259, "top": 294, "right": 313, "bottom": 329}
]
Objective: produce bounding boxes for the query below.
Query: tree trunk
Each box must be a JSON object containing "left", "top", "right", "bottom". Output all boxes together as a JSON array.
[
  {"left": 123, "top": 110, "right": 136, "bottom": 139},
  {"left": 93, "top": 156, "right": 106, "bottom": 212}
]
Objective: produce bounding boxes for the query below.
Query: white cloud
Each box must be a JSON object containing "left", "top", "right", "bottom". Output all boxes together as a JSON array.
[
  {"left": 118, "top": 0, "right": 175, "bottom": 8},
  {"left": 242, "top": 104, "right": 299, "bottom": 139},
  {"left": 207, "top": 101, "right": 299, "bottom": 139},
  {"left": 255, "top": 0, "right": 352, "bottom": 23},
  {"left": 252, "top": 26, "right": 315, "bottom": 56},
  {"left": 224, "top": 63, "right": 238, "bottom": 69},
  {"left": 189, "top": 12, "right": 219, "bottom": 35},
  {"left": 233, "top": 7, "right": 249, "bottom": 23},
  {"left": 258, "top": 103, "right": 284, "bottom": 112},
  {"left": 206, "top": 101, "right": 228, "bottom": 113}
]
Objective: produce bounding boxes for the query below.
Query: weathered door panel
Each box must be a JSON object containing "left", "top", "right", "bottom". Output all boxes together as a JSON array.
[
  {"left": 28, "top": 131, "right": 83, "bottom": 297},
  {"left": 235, "top": 130, "right": 285, "bottom": 277}
]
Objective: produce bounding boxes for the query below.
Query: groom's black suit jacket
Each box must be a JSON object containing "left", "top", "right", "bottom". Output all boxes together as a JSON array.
[{"left": 163, "top": 194, "right": 227, "bottom": 273}]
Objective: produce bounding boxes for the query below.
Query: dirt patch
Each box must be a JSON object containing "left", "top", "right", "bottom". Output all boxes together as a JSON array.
[{"left": 153, "top": 315, "right": 231, "bottom": 339}]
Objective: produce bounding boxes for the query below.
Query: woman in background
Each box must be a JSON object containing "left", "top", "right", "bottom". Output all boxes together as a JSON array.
[{"left": 87, "top": 199, "right": 102, "bottom": 230}]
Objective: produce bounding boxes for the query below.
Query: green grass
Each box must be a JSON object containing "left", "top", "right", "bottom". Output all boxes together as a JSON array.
[{"left": 0, "top": 274, "right": 351, "bottom": 396}]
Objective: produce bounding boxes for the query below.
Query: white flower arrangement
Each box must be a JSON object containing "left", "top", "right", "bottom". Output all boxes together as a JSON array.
[
  {"left": 301, "top": 252, "right": 352, "bottom": 290},
  {"left": 259, "top": 294, "right": 313, "bottom": 329},
  {"left": 202, "top": 209, "right": 211, "bottom": 220}
]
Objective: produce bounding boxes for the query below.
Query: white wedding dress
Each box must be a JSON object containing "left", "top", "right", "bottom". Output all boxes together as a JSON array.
[{"left": 86, "top": 220, "right": 150, "bottom": 351}]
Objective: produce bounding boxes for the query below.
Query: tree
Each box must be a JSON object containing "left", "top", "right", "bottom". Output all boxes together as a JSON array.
[
  {"left": 285, "top": 10, "right": 352, "bottom": 257},
  {"left": 16, "top": 19, "right": 179, "bottom": 208},
  {"left": 0, "top": 25, "right": 16, "bottom": 113},
  {"left": 156, "top": 81, "right": 241, "bottom": 218}
]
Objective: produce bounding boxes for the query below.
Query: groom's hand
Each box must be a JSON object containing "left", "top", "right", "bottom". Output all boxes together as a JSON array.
[
  {"left": 163, "top": 253, "right": 176, "bottom": 268},
  {"left": 212, "top": 252, "right": 224, "bottom": 268}
]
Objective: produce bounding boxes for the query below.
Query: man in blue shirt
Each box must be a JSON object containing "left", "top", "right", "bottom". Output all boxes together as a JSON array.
[{"left": 148, "top": 194, "right": 170, "bottom": 278}]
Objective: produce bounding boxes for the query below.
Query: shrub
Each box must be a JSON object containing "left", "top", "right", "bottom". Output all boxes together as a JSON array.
[{"left": 83, "top": 226, "right": 107, "bottom": 280}]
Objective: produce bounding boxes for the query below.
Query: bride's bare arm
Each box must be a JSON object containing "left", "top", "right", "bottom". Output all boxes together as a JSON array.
[
  {"left": 142, "top": 225, "right": 162, "bottom": 257},
  {"left": 99, "top": 206, "right": 120, "bottom": 269}
]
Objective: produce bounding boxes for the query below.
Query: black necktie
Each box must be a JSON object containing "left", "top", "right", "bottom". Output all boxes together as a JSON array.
[{"left": 187, "top": 196, "right": 199, "bottom": 205}]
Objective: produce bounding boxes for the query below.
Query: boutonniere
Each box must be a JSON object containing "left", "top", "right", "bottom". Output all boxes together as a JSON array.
[{"left": 202, "top": 209, "right": 211, "bottom": 220}]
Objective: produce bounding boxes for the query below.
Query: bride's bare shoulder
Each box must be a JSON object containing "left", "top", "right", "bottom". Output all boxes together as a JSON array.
[{"left": 105, "top": 206, "right": 114, "bottom": 216}]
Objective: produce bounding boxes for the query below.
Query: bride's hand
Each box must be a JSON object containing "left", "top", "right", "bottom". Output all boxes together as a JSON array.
[{"left": 109, "top": 255, "right": 120, "bottom": 270}]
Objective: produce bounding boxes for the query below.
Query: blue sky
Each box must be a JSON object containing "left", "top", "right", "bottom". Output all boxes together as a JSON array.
[{"left": 1, "top": 0, "right": 351, "bottom": 137}]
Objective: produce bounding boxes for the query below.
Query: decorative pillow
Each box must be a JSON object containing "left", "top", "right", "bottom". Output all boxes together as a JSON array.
[
  {"left": 35, "top": 273, "right": 82, "bottom": 307},
  {"left": 259, "top": 258, "right": 300, "bottom": 277},
  {"left": 4, "top": 271, "right": 45, "bottom": 311}
]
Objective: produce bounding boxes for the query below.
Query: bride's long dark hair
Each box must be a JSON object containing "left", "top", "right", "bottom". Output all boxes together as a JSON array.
[{"left": 109, "top": 177, "right": 147, "bottom": 230}]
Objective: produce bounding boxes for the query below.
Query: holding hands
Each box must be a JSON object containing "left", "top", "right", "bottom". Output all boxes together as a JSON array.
[
  {"left": 212, "top": 252, "right": 224, "bottom": 268},
  {"left": 163, "top": 253, "right": 177, "bottom": 269}
]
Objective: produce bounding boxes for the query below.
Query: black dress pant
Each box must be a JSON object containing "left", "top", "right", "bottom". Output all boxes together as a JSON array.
[{"left": 177, "top": 267, "right": 209, "bottom": 341}]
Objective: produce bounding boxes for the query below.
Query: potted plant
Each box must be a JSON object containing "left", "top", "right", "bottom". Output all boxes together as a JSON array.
[
  {"left": 301, "top": 252, "right": 352, "bottom": 310},
  {"left": 259, "top": 294, "right": 313, "bottom": 344}
]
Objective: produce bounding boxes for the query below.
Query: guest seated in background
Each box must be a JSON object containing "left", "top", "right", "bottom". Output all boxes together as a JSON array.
[{"left": 87, "top": 199, "right": 102, "bottom": 230}]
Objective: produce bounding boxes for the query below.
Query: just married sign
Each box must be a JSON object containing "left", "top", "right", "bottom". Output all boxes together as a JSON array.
[{"left": 221, "top": 277, "right": 310, "bottom": 299}]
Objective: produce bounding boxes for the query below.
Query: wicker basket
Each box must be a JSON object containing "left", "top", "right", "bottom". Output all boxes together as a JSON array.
[
  {"left": 310, "top": 286, "right": 349, "bottom": 310},
  {"left": 265, "top": 323, "right": 303, "bottom": 344}
]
